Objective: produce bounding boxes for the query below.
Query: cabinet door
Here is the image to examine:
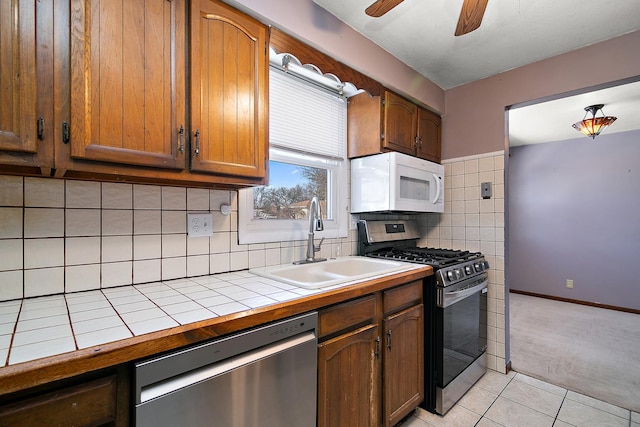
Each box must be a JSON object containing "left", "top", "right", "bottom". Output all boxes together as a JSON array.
[
  {"left": 190, "top": 0, "right": 267, "bottom": 179},
  {"left": 383, "top": 91, "right": 416, "bottom": 156},
  {"left": 416, "top": 107, "right": 441, "bottom": 163},
  {"left": 383, "top": 304, "right": 424, "bottom": 427},
  {"left": 318, "top": 324, "right": 380, "bottom": 427},
  {"left": 69, "top": 0, "right": 186, "bottom": 169},
  {"left": 0, "top": 0, "right": 53, "bottom": 172}
]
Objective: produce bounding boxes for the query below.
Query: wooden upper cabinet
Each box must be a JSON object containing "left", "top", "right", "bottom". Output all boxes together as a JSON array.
[
  {"left": 0, "top": 0, "right": 53, "bottom": 173},
  {"left": 416, "top": 107, "right": 441, "bottom": 163},
  {"left": 190, "top": 0, "right": 268, "bottom": 179},
  {"left": 69, "top": 0, "right": 187, "bottom": 169},
  {"left": 383, "top": 91, "right": 417, "bottom": 156},
  {"left": 348, "top": 90, "right": 441, "bottom": 163}
]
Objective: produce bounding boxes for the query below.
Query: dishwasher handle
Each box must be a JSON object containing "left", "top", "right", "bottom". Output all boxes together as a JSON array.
[{"left": 139, "top": 331, "right": 316, "bottom": 404}]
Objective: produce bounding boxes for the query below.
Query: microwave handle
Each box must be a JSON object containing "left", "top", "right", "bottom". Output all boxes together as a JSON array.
[{"left": 431, "top": 173, "right": 441, "bottom": 204}]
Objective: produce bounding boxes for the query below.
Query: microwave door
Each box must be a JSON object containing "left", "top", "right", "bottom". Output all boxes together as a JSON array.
[{"left": 393, "top": 164, "right": 432, "bottom": 211}]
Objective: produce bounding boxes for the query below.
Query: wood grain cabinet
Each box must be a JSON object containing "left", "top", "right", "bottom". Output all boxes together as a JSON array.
[
  {"left": 0, "top": 0, "right": 54, "bottom": 175},
  {"left": 190, "top": 0, "right": 268, "bottom": 180},
  {"left": 317, "top": 281, "right": 424, "bottom": 427},
  {"left": 60, "top": 0, "right": 268, "bottom": 186},
  {"left": 68, "top": 0, "right": 187, "bottom": 170},
  {"left": 0, "top": 367, "right": 130, "bottom": 427},
  {"left": 1, "top": 0, "right": 267, "bottom": 187},
  {"left": 348, "top": 90, "right": 441, "bottom": 163}
]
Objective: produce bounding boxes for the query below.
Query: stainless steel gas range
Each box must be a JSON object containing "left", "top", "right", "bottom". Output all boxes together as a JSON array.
[{"left": 357, "top": 219, "right": 489, "bottom": 415}]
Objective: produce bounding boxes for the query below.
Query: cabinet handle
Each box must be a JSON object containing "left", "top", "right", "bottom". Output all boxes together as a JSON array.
[
  {"left": 419, "top": 136, "right": 423, "bottom": 148},
  {"left": 375, "top": 336, "right": 380, "bottom": 359},
  {"left": 178, "top": 125, "right": 185, "bottom": 154},
  {"left": 37, "top": 117, "right": 45, "bottom": 141},
  {"left": 387, "top": 330, "right": 392, "bottom": 351},
  {"left": 62, "top": 122, "right": 70, "bottom": 144},
  {"left": 194, "top": 129, "right": 200, "bottom": 156}
]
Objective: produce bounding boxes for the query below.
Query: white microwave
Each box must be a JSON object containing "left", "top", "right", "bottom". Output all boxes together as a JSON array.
[{"left": 351, "top": 152, "right": 444, "bottom": 213}]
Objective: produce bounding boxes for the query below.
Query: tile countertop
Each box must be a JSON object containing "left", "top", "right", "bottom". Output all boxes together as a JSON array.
[{"left": 0, "top": 264, "right": 430, "bottom": 369}]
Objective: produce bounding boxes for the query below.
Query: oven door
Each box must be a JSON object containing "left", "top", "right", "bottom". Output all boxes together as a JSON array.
[{"left": 435, "top": 274, "right": 488, "bottom": 413}]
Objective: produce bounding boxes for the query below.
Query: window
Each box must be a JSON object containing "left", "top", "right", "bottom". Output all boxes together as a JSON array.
[{"left": 238, "top": 65, "right": 348, "bottom": 244}]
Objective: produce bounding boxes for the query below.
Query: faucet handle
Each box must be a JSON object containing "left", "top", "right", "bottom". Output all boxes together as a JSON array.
[{"left": 314, "top": 237, "right": 325, "bottom": 253}]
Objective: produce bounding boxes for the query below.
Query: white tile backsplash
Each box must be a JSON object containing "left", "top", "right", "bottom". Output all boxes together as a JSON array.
[
  {"left": 24, "top": 208, "right": 64, "bottom": 238},
  {"left": 436, "top": 151, "right": 507, "bottom": 373},
  {"left": 65, "top": 180, "right": 101, "bottom": 208},
  {"left": 0, "top": 208, "right": 23, "bottom": 238},
  {"left": 24, "top": 177, "right": 65, "bottom": 208}
]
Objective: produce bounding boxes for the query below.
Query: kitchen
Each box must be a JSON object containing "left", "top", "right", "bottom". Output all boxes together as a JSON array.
[{"left": 1, "top": 0, "right": 639, "bottom": 426}]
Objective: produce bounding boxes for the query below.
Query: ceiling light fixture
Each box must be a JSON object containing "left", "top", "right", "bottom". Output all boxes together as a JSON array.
[{"left": 572, "top": 104, "right": 617, "bottom": 139}]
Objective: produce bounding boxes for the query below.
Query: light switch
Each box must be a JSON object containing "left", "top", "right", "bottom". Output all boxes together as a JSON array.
[{"left": 481, "top": 182, "right": 492, "bottom": 199}]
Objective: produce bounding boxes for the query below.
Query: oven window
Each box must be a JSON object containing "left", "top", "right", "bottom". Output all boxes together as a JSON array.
[{"left": 438, "top": 290, "right": 487, "bottom": 387}]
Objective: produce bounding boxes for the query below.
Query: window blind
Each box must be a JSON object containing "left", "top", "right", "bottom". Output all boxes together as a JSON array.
[{"left": 269, "top": 68, "right": 347, "bottom": 160}]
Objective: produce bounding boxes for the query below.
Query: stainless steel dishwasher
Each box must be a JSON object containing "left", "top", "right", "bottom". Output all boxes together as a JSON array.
[{"left": 134, "top": 312, "right": 318, "bottom": 427}]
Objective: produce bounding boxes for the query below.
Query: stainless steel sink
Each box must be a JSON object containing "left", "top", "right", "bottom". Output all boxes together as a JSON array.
[{"left": 249, "top": 256, "right": 415, "bottom": 289}]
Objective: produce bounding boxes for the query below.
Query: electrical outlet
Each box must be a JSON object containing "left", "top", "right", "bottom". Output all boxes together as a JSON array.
[
  {"left": 566, "top": 279, "right": 574, "bottom": 289},
  {"left": 187, "top": 213, "right": 213, "bottom": 237}
]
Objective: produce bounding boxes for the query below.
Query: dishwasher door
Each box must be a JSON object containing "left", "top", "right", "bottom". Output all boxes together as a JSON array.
[{"left": 135, "top": 312, "right": 318, "bottom": 427}]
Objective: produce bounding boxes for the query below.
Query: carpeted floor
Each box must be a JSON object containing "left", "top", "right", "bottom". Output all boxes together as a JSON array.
[{"left": 509, "top": 292, "right": 640, "bottom": 412}]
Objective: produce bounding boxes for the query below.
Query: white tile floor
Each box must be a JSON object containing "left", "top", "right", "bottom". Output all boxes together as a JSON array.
[{"left": 400, "top": 370, "right": 639, "bottom": 427}]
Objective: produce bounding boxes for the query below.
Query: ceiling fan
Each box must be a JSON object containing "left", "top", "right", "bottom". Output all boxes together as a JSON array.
[{"left": 365, "top": 0, "right": 489, "bottom": 36}]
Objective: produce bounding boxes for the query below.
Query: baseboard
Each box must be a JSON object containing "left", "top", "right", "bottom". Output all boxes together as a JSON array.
[{"left": 509, "top": 289, "right": 640, "bottom": 315}]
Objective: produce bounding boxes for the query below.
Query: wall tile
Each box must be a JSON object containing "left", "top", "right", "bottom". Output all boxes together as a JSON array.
[
  {"left": 210, "top": 190, "right": 231, "bottom": 211},
  {"left": 102, "top": 183, "right": 132, "bottom": 209},
  {"left": 133, "top": 185, "right": 161, "bottom": 210},
  {"left": 102, "top": 210, "right": 133, "bottom": 236},
  {"left": 24, "top": 238, "right": 64, "bottom": 269},
  {"left": 134, "top": 210, "right": 161, "bottom": 235},
  {"left": 248, "top": 250, "right": 266, "bottom": 268},
  {"left": 230, "top": 251, "right": 248, "bottom": 271},
  {"left": 102, "top": 236, "right": 133, "bottom": 263},
  {"left": 161, "top": 187, "right": 186, "bottom": 210},
  {"left": 187, "top": 255, "right": 209, "bottom": 277},
  {"left": 187, "top": 188, "right": 209, "bottom": 211},
  {"left": 162, "top": 234, "right": 186, "bottom": 258},
  {"left": 101, "top": 261, "right": 132, "bottom": 288},
  {"left": 187, "top": 236, "right": 209, "bottom": 256},
  {"left": 133, "top": 259, "right": 161, "bottom": 284},
  {"left": 24, "top": 178, "right": 64, "bottom": 208},
  {"left": 162, "top": 257, "right": 186, "bottom": 280},
  {"left": 24, "top": 208, "right": 64, "bottom": 238},
  {"left": 66, "top": 181, "right": 100, "bottom": 208},
  {"left": 66, "top": 237, "right": 101, "bottom": 265},
  {"left": 0, "top": 176, "right": 23, "bottom": 206},
  {"left": 66, "top": 209, "right": 101, "bottom": 237},
  {"left": 65, "top": 264, "right": 101, "bottom": 293},
  {"left": 0, "top": 239, "right": 23, "bottom": 271},
  {"left": 210, "top": 232, "right": 230, "bottom": 254},
  {"left": 133, "top": 235, "right": 161, "bottom": 260},
  {"left": 162, "top": 211, "right": 186, "bottom": 234},
  {"left": 0, "top": 270, "right": 23, "bottom": 300},
  {"left": 24, "top": 267, "right": 64, "bottom": 297},
  {"left": 0, "top": 208, "right": 22, "bottom": 238},
  {"left": 210, "top": 253, "right": 230, "bottom": 274}
]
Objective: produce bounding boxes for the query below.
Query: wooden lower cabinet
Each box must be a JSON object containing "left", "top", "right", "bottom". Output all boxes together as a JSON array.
[
  {"left": 0, "top": 367, "right": 130, "bottom": 427},
  {"left": 318, "top": 323, "right": 380, "bottom": 427},
  {"left": 317, "top": 281, "right": 424, "bottom": 427}
]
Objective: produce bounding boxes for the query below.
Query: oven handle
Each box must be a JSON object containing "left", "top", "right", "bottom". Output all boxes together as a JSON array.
[{"left": 439, "top": 277, "right": 488, "bottom": 308}]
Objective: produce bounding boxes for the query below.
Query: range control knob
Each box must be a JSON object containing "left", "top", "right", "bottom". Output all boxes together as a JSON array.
[
  {"left": 474, "top": 262, "right": 483, "bottom": 272},
  {"left": 454, "top": 268, "right": 462, "bottom": 279},
  {"left": 482, "top": 261, "right": 490, "bottom": 270},
  {"left": 465, "top": 265, "right": 474, "bottom": 275},
  {"left": 447, "top": 270, "right": 455, "bottom": 281}
]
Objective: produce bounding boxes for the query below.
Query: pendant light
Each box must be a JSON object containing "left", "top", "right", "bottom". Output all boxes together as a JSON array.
[{"left": 572, "top": 104, "right": 617, "bottom": 139}]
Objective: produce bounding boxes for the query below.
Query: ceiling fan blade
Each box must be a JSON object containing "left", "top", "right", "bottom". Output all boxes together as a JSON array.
[
  {"left": 365, "top": 0, "right": 404, "bottom": 17},
  {"left": 455, "top": 0, "right": 489, "bottom": 36}
]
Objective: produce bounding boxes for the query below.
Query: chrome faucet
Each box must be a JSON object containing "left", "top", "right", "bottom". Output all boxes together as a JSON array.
[{"left": 294, "top": 196, "right": 326, "bottom": 264}]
